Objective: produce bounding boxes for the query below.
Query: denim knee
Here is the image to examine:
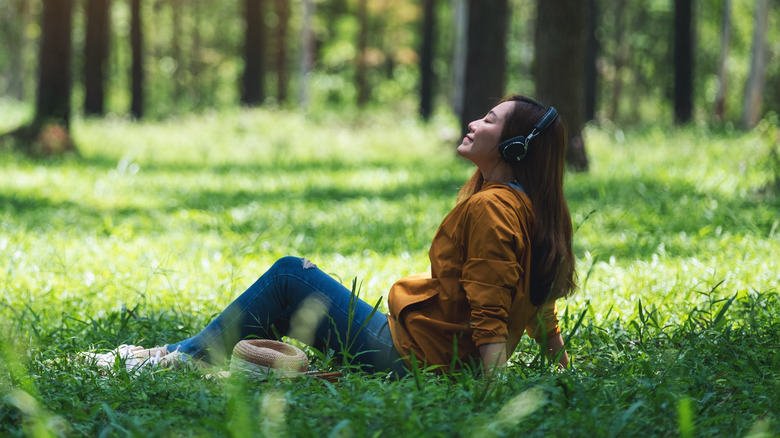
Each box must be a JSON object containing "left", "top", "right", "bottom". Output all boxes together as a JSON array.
[{"left": 268, "top": 256, "right": 305, "bottom": 275}]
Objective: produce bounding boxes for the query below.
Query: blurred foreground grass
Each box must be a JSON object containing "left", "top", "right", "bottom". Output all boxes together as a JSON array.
[{"left": 1, "top": 100, "right": 778, "bottom": 436}]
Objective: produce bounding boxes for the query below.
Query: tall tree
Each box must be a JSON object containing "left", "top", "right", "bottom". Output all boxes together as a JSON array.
[
  {"left": 242, "top": 0, "right": 266, "bottom": 106},
  {"left": 171, "top": 0, "right": 184, "bottom": 105},
  {"left": 192, "top": 0, "right": 203, "bottom": 106},
  {"left": 2, "top": 0, "right": 31, "bottom": 100},
  {"left": 375, "top": 4, "right": 393, "bottom": 80},
  {"left": 457, "top": 0, "right": 508, "bottom": 133},
  {"left": 714, "top": 0, "right": 731, "bottom": 121},
  {"left": 452, "top": 0, "right": 467, "bottom": 121},
  {"left": 130, "top": 0, "right": 144, "bottom": 118},
  {"left": 607, "top": 0, "right": 627, "bottom": 122},
  {"left": 742, "top": 0, "right": 769, "bottom": 129},
  {"left": 584, "top": 0, "right": 599, "bottom": 121},
  {"left": 35, "top": 0, "right": 75, "bottom": 129},
  {"left": 355, "top": 0, "right": 370, "bottom": 106},
  {"left": 419, "top": 0, "right": 437, "bottom": 120},
  {"left": 299, "top": 0, "right": 315, "bottom": 106},
  {"left": 274, "top": 0, "right": 291, "bottom": 104},
  {"left": 2, "top": 0, "right": 76, "bottom": 155},
  {"left": 83, "top": 0, "right": 111, "bottom": 116},
  {"left": 535, "top": 0, "right": 589, "bottom": 171},
  {"left": 673, "top": 0, "right": 694, "bottom": 124}
]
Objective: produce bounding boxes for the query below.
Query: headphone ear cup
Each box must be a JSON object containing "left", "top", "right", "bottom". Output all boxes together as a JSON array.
[{"left": 499, "top": 137, "right": 527, "bottom": 162}]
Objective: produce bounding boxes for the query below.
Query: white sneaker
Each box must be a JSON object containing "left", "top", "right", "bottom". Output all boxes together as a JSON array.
[
  {"left": 130, "top": 345, "right": 170, "bottom": 367},
  {"left": 81, "top": 344, "right": 181, "bottom": 374}
]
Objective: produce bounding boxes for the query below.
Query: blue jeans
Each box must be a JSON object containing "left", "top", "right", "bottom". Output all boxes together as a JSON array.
[{"left": 168, "top": 256, "right": 407, "bottom": 376}]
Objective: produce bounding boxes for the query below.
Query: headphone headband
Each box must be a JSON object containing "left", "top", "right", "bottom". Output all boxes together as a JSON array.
[
  {"left": 532, "top": 106, "right": 558, "bottom": 136},
  {"left": 498, "top": 106, "right": 558, "bottom": 162}
]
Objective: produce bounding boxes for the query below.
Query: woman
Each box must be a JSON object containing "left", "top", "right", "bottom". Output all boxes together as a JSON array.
[{"left": 98, "top": 95, "right": 576, "bottom": 377}]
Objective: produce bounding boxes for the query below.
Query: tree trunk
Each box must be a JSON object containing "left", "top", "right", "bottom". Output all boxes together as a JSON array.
[
  {"left": 242, "top": 0, "right": 266, "bottom": 106},
  {"left": 274, "top": 0, "right": 291, "bottom": 104},
  {"left": 608, "top": 0, "right": 626, "bottom": 122},
  {"left": 419, "top": 0, "right": 437, "bottom": 120},
  {"left": 584, "top": 0, "right": 599, "bottom": 121},
  {"left": 192, "top": 0, "right": 203, "bottom": 106},
  {"left": 458, "top": 0, "right": 508, "bottom": 134},
  {"left": 535, "top": 0, "right": 589, "bottom": 171},
  {"left": 626, "top": 5, "right": 648, "bottom": 123},
  {"left": 673, "top": 0, "right": 694, "bottom": 124},
  {"left": 34, "top": 0, "right": 74, "bottom": 128},
  {"left": 376, "top": 6, "right": 392, "bottom": 80},
  {"left": 714, "top": 0, "right": 731, "bottom": 121},
  {"left": 171, "top": 0, "right": 184, "bottom": 104},
  {"left": 84, "top": 0, "right": 111, "bottom": 116},
  {"left": 130, "top": 0, "right": 144, "bottom": 118},
  {"left": 742, "top": 0, "right": 769, "bottom": 129},
  {"left": 299, "top": 0, "right": 315, "bottom": 107},
  {"left": 3, "top": 0, "right": 30, "bottom": 100},
  {"left": 15, "top": 0, "right": 76, "bottom": 155},
  {"left": 451, "top": 0, "right": 468, "bottom": 119},
  {"left": 356, "top": 0, "right": 370, "bottom": 107}
]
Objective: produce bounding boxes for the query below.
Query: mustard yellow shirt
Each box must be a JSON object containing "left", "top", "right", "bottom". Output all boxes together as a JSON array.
[{"left": 387, "top": 181, "right": 560, "bottom": 369}]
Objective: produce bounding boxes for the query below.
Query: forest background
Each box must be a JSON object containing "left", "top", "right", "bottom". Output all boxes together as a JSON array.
[
  {"left": 1, "top": 0, "right": 780, "bottom": 138},
  {"left": 1, "top": 0, "right": 780, "bottom": 436}
]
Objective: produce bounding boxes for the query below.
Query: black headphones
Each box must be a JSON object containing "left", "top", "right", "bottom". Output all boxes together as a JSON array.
[{"left": 498, "top": 106, "right": 558, "bottom": 163}]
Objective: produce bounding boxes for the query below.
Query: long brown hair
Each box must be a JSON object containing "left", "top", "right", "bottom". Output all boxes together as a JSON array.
[{"left": 457, "top": 95, "right": 577, "bottom": 306}]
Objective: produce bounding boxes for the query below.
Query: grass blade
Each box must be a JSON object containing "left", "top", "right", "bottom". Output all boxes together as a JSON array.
[{"left": 712, "top": 292, "right": 737, "bottom": 329}]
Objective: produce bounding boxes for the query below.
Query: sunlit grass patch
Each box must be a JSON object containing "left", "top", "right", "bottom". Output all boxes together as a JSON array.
[{"left": 1, "top": 105, "right": 778, "bottom": 436}]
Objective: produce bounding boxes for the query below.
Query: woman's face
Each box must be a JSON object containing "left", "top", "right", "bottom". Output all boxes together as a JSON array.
[{"left": 457, "top": 101, "right": 514, "bottom": 171}]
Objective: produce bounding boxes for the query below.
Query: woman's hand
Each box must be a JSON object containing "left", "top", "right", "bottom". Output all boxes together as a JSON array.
[{"left": 546, "top": 333, "right": 569, "bottom": 369}]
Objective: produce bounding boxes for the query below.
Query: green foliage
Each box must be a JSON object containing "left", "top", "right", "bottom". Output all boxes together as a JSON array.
[
  {"left": 1, "top": 105, "right": 779, "bottom": 436},
  {"left": 3, "top": 0, "right": 780, "bottom": 123}
]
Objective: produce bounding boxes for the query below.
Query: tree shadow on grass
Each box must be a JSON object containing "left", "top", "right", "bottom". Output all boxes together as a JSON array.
[
  {"left": 3, "top": 157, "right": 777, "bottom": 259},
  {"left": 77, "top": 151, "right": 456, "bottom": 176},
  {"left": 566, "top": 172, "right": 779, "bottom": 260},
  {"left": 0, "top": 170, "right": 461, "bottom": 255}
]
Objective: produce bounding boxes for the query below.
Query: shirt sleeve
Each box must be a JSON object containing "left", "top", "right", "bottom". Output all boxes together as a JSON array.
[
  {"left": 526, "top": 301, "right": 561, "bottom": 343},
  {"left": 460, "top": 192, "right": 525, "bottom": 347}
]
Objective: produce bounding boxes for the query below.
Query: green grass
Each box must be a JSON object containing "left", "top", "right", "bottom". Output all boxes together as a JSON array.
[{"left": 1, "top": 102, "right": 778, "bottom": 437}]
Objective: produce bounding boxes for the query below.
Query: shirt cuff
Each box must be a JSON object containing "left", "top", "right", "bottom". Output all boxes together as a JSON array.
[{"left": 474, "top": 335, "right": 508, "bottom": 347}]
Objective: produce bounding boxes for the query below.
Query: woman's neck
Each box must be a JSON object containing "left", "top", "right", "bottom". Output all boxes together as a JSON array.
[{"left": 479, "top": 162, "right": 514, "bottom": 184}]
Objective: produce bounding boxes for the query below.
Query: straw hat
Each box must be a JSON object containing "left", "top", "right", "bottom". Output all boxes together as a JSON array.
[{"left": 230, "top": 340, "right": 309, "bottom": 378}]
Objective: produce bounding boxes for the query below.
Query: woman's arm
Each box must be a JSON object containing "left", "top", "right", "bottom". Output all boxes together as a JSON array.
[
  {"left": 462, "top": 195, "right": 522, "bottom": 376},
  {"left": 479, "top": 342, "right": 507, "bottom": 375},
  {"left": 481, "top": 334, "right": 568, "bottom": 375}
]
